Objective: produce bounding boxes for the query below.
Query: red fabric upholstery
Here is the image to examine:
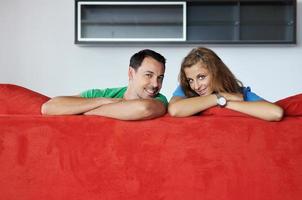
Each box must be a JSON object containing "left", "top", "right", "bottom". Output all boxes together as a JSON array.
[
  {"left": 1, "top": 115, "right": 302, "bottom": 200},
  {"left": 0, "top": 84, "right": 49, "bottom": 115},
  {"left": 1, "top": 84, "right": 302, "bottom": 200},
  {"left": 276, "top": 93, "right": 302, "bottom": 116},
  {"left": 201, "top": 106, "right": 249, "bottom": 117}
]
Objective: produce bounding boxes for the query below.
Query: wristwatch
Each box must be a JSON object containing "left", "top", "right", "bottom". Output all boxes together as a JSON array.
[{"left": 214, "top": 93, "right": 227, "bottom": 107}]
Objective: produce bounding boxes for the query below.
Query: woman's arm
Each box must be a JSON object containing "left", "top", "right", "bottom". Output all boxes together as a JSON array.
[
  {"left": 168, "top": 92, "right": 284, "bottom": 121},
  {"left": 226, "top": 100, "right": 284, "bottom": 121},
  {"left": 168, "top": 95, "right": 217, "bottom": 117},
  {"left": 220, "top": 92, "right": 283, "bottom": 121}
]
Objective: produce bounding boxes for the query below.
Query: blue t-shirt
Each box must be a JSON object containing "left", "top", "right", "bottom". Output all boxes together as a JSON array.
[{"left": 172, "top": 85, "right": 263, "bottom": 102}]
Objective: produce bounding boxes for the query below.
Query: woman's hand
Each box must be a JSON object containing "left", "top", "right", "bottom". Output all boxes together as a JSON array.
[{"left": 168, "top": 95, "right": 217, "bottom": 117}]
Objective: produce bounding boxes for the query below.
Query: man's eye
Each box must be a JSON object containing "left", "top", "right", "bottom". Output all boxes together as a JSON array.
[
  {"left": 158, "top": 76, "right": 164, "bottom": 81},
  {"left": 145, "top": 74, "right": 152, "bottom": 78}
]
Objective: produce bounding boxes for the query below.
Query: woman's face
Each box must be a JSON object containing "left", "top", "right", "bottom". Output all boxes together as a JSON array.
[{"left": 184, "top": 62, "right": 213, "bottom": 96}]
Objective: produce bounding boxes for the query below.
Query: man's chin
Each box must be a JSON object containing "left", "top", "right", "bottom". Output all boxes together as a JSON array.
[
  {"left": 145, "top": 94, "right": 157, "bottom": 99},
  {"left": 143, "top": 92, "right": 158, "bottom": 99},
  {"left": 143, "top": 90, "right": 159, "bottom": 98}
]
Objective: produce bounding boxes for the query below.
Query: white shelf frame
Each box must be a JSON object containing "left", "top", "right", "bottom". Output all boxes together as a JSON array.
[{"left": 77, "top": 1, "right": 187, "bottom": 42}]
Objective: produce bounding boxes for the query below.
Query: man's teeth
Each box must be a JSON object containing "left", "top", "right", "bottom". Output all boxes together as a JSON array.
[{"left": 146, "top": 89, "right": 156, "bottom": 94}]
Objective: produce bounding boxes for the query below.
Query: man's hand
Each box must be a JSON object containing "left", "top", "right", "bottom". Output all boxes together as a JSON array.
[{"left": 84, "top": 99, "right": 166, "bottom": 120}]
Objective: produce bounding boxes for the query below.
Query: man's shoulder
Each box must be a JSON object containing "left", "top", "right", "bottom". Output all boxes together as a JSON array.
[
  {"left": 93, "top": 86, "right": 127, "bottom": 98},
  {"left": 104, "top": 87, "right": 127, "bottom": 98},
  {"left": 155, "top": 92, "right": 168, "bottom": 107},
  {"left": 80, "top": 86, "right": 127, "bottom": 98},
  {"left": 105, "top": 86, "right": 127, "bottom": 93},
  {"left": 156, "top": 92, "right": 167, "bottom": 99}
]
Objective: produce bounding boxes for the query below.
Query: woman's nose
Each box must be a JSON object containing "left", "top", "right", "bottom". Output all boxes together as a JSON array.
[{"left": 193, "top": 80, "right": 200, "bottom": 90}]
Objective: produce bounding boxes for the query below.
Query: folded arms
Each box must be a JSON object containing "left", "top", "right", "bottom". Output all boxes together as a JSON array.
[
  {"left": 41, "top": 96, "right": 166, "bottom": 120},
  {"left": 168, "top": 93, "right": 284, "bottom": 121}
]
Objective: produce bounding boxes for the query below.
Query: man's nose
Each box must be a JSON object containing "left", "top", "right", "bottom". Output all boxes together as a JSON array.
[{"left": 151, "top": 77, "right": 159, "bottom": 88}]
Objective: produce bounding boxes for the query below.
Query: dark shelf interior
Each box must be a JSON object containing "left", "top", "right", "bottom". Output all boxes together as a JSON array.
[{"left": 75, "top": 0, "right": 296, "bottom": 44}]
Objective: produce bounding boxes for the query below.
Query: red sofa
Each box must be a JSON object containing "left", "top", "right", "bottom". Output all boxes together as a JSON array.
[{"left": 1, "top": 84, "right": 302, "bottom": 200}]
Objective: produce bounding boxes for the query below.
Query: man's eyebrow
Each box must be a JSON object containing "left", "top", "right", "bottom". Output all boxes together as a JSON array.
[{"left": 144, "top": 71, "right": 164, "bottom": 77}]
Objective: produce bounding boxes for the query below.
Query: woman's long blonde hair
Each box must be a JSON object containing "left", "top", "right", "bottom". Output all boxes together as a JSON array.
[{"left": 179, "top": 47, "right": 243, "bottom": 97}]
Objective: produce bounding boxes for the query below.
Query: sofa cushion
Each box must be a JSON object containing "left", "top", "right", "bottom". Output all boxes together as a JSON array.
[
  {"left": 0, "top": 84, "right": 49, "bottom": 115},
  {"left": 201, "top": 106, "right": 249, "bottom": 117},
  {"left": 276, "top": 93, "right": 302, "bottom": 116}
]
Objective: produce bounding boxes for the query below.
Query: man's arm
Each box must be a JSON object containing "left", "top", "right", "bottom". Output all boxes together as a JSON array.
[
  {"left": 84, "top": 99, "right": 166, "bottom": 120},
  {"left": 41, "top": 96, "right": 122, "bottom": 115}
]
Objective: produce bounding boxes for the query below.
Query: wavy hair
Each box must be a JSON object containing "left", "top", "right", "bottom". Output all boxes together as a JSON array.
[{"left": 179, "top": 47, "right": 243, "bottom": 97}]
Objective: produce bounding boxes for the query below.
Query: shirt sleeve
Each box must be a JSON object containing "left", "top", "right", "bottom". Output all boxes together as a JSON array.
[
  {"left": 80, "top": 89, "right": 105, "bottom": 98},
  {"left": 243, "top": 87, "right": 264, "bottom": 102},
  {"left": 172, "top": 85, "right": 186, "bottom": 97},
  {"left": 155, "top": 94, "right": 168, "bottom": 107}
]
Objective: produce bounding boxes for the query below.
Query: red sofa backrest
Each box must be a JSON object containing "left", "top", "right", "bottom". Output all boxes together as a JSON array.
[{"left": 0, "top": 84, "right": 49, "bottom": 115}]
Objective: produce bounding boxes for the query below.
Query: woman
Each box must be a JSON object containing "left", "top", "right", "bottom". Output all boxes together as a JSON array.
[{"left": 168, "top": 47, "right": 283, "bottom": 121}]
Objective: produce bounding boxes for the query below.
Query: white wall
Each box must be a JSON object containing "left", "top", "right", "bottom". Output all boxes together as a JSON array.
[{"left": 1, "top": 0, "right": 301, "bottom": 101}]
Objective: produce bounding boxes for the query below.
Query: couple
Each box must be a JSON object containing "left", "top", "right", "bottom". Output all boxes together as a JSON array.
[{"left": 42, "top": 47, "right": 283, "bottom": 121}]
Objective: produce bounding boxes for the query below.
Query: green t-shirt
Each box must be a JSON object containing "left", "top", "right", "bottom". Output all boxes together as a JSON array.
[{"left": 80, "top": 86, "right": 168, "bottom": 107}]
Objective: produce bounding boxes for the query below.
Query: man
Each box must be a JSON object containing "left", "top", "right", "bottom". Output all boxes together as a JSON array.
[{"left": 41, "top": 49, "right": 168, "bottom": 120}]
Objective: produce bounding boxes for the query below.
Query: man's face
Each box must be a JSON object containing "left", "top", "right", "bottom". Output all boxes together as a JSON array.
[{"left": 128, "top": 56, "right": 165, "bottom": 99}]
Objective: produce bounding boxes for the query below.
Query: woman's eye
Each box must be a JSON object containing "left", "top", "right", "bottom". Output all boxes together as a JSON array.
[
  {"left": 187, "top": 79, "right": 193, "bottom": 84},
  {"left": 198, "top": 75, "right": 206, "bottom": 80}
]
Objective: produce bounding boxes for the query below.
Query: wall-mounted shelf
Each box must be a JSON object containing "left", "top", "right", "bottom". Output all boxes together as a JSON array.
[
  {"left": 76, "top": 1, "right": 186, "bottom": 42},
  {"left": 75, "top": 0, "right": 296, "bottom": 44}
]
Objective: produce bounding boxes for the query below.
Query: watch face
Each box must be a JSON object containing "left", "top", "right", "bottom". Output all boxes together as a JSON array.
[{"left": 218, "top": 97, "right": 227, "bottom": 106}]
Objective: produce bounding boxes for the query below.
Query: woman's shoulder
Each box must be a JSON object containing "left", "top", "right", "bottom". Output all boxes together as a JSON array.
[
  {"left": 172, "top": 85, "right": 186, "bottom": 97},
  {"left": 242, "top": 86, "right": 264, "bottom": 101}
]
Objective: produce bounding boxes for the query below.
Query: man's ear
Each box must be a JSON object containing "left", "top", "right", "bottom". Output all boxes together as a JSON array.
[{"left": 128, "top": 67, "right": 135, "bottom": 81}]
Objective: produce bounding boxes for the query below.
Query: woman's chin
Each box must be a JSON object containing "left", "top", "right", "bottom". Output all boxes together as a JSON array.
[{"left": 197, "top": 91, "right": 211, "bottom": 96}]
